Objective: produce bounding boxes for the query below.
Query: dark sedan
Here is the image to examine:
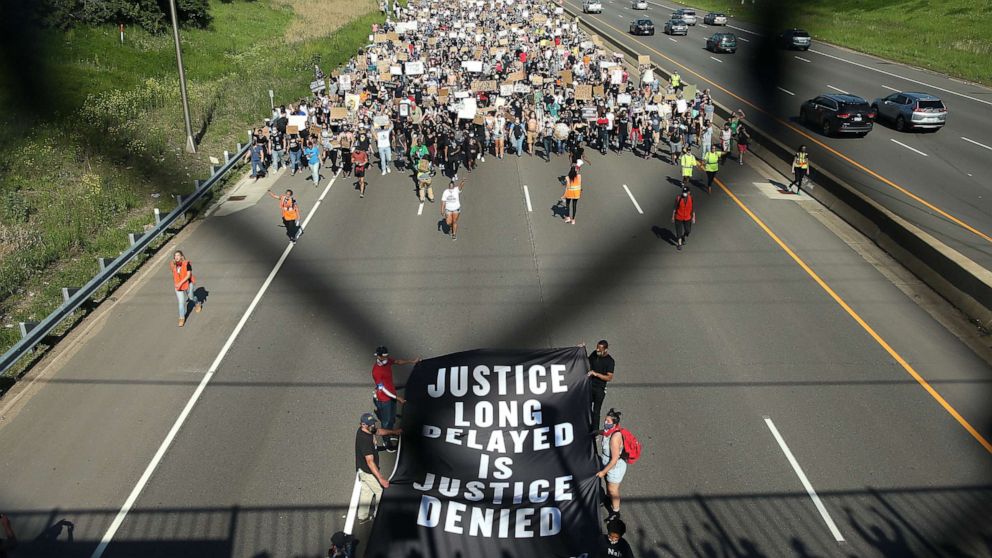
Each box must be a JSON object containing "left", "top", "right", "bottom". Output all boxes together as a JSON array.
[
  {"left": 664, "top": 18, "right": 688, "bottom": 35},
  {"left": 800, "top": 94, "right": 876, "bottom": 137},
  {"left": 705, "top": 32, "right": 737, "bottom": 53},
  {"left": 630, "top": 19, "right": 655, "bottom": 35}
]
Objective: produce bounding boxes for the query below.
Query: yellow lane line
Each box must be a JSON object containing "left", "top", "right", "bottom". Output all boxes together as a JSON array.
[
  {"left": 578, "top": 10, "right": 992, "bottom": 245},
  {"left": 714, "top": 175, "right": 992, "bottom": 455}
]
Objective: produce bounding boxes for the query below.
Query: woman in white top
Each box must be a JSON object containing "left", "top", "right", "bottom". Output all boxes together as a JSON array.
[{"left": 440, "top": 179, "right": 466, "bottom": 241}]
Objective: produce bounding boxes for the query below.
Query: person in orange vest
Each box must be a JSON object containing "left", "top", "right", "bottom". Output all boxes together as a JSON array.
[
  {"left": 672, "top": 186, "right": 695, "bottom": 250},
  {"left": 267, "top": 189, "right": 302, "bottom": 242},
  {"left": 560, "top": 164, "right": 582, "bottom": 224},
  {"left": 171, "top": 250, "right": 201, "bottom": 327}
]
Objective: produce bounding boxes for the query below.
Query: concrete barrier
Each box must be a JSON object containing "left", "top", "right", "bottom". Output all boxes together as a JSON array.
[{"left": 570, "top": 10, "right": 992, "bottom": 326}]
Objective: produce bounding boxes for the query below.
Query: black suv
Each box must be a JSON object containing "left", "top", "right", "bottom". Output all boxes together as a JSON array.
[
  {"left": 800, "top": 94, "right": 876, "bottom": 137},
  {"left": 779, "top": 28, "right": 811, "bottom": 50},
  {"left": 630, "top": 19, "right": 655, "bottom": 35}
]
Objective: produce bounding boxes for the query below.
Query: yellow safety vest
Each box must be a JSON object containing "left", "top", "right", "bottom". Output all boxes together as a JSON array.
[
  {"left": 679, "top": 154, "right": 696, "bottom": 176},
  {"left": 671, "top": 74, "right": 681, "bottom": 87},
  {"left": 703, "top": 151, "right": 720, "bottom": 172},
  {"left": 795, "top": 152, "right": 808, "bottom": 169}
]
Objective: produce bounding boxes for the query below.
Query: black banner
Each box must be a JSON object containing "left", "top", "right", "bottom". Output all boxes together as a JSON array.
[{"left": 365, "top": 348, "right": 601, "bottom": 558}]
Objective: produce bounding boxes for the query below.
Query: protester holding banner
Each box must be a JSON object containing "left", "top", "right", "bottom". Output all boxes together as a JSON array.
[
  {"left": 598, "top": 409, "right": 627, "bottom": 521},
  {"left": 371, "top": 346, "right": 419, "bottom": 450},
  {"left": 355, "top": 412, "right": 402, "bottom": 523}
]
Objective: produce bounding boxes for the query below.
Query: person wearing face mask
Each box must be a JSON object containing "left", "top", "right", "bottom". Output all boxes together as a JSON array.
[
  {"left": 672, "top": 186, "right": 695, "bottom": 251},
  {"left": 597, "top": 409, "right": 626, "bottom": 521},
  {"left": 586, "top": 340, "right": 615, "bottom": 433},
  {"left": 596, "top": 517, "right": 635, "bottom": 558},
  {"left": 355, "top": 412, "right": 402, "bottom": 524},
  {"left": 371, "top": 346, "right": 420, "bottom": 451}
]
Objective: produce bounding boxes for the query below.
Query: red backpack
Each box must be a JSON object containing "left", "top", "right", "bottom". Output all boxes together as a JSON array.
[{"left": 606, "top": 425, "right": 643, "bottom": 464}]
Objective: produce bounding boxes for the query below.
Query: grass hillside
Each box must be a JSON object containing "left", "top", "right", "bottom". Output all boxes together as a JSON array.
[
  {"left": 675, "top": 0, "right": 992, "bottom": 86},
  {"left": 0, "top": 0, "right": 378, "bottom": 378}
]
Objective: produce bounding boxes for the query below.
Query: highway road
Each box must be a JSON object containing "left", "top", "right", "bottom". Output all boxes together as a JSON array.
[
  {"left": 1, "top": 137, "right": 990, "bottom": 557},
  {"left": 566, "top": 0, "right": 992, "bottom": 269}
]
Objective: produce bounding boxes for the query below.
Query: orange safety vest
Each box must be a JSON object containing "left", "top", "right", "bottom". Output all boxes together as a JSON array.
[
  {"left": 172, "top": 260, "right": 194, "bottom": 291},
  {"left": 564, "top": 174, "right": 582, "bottom": 199},
  {"left": 280, "top": 195, "right": 300, "bottom": 221}
]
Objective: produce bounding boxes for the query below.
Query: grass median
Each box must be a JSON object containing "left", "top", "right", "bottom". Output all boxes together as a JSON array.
[
  {"left": 0, "top": 0, "right": 379, "bottom": 381},
  {"left": 663, "top": 0, "right": 992, "bottom": 87}
]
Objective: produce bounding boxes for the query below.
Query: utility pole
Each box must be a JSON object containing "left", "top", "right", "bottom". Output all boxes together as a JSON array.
[{"left": 168, "top": 0, "right": 197, "bottom": 153}]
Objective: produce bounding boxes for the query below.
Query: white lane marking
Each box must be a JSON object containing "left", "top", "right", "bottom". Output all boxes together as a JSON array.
[
  {"left": 698, "top": 23, "right": 708, "bottom": 28},
  {"left": 795, "top": 56, "right": 812, "bottom": 63},
  {"left": 826, "top": 84, "right": 849, "bottom": 94},
  {"left": 668, "top": 37, "right": 678, "bottom": 43},
  {"left": 622, "top": 184, "right": 644, "bottom": 214},
  {"left": 727, "top": 23, "right": 763, "bottom": 37},
  {"left": 709, "top": 56, "right": 723, "bottom": 63},
  {"left": 737, "top": 36, "right": 750, "bottom": 43},
  {"left": 777, "top": 86, "right": 795, "bottom": 96},
  {"left": 343, "top": 471, "right": 362, "bottom": 534},
  {"left": 962, "top": 137, "right": 992, "bottom": 151},
  {"left": 764, "top": 417, "right": 846, "bottom": 543},
  {"left": 881, "top": 84, "right": 899, "bottom": 92},
  {"left": 617, "top": 14, "right": 624, "bottom": 18},
  {"left": 523, "top": 185, "right": 533, "bottom": 212},
  {"left": 808, "top": 48, "right": 992, "bottom": 108},
  {"left": 418, "top": 202, "right": 424, "bottom": 216},
  {"left": 890, "top": 138, "right": 928, "bottom": 157},
  {"left": 90, "top": 174, "right": 340, "bottom": 558}
]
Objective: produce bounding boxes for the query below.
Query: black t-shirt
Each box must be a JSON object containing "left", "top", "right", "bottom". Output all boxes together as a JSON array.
[
  {"left": 588, "top": 351, "right": 615, "bottom": 391},
  {"left": 271, "top": 133, "right": 285, "bottom": 151},
  {"left": 596, "top": 536, "right": 635, "bottom": 558},
  {"left": 355, "top": 428, "right": 378, "bottom": 474},
  {"left": 275, "top": 116, "right": 289, "bottom": 134}
]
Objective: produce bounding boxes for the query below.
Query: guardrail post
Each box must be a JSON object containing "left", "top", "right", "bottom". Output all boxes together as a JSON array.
[
  {"left": 153, "top": 207, "right": 161, "bottom": 225},
  {"left": 61, "top": 287, "right": 80, "bottom": 304},
  {"left": 97, "top": 257, "right": 112, "bottom": 271},
  {"left": 18, "top": 322, "right": 37, "bottom": 339},
  {"left": 224, "top": 150, "right": 230, "bottom": 163},
  {"left": 236, "top": 142, "right": 243, "bottom": 152},
  {"left": 128, "top": 232, "right": 143, "bottom": 246},
  {"left": 194, "top": 180, "right": 203, "bottom": 190}
]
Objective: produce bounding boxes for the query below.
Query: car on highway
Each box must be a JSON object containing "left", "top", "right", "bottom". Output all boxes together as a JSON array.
[
  {"left": 582, "top": 0, "right": 602, "bottom": 13},
  {"left": 672, "top": 8, "right": 696, "bottom": 25},
  {"left": 871, "top": 92, "right": 948, "bottom": 132},
  {"left": 705, "top": 32, "right": 737, "bottom": 53},
  {"left": 702, "top": 12, "right": 727, "bottom": 25},
  {"left": 800, "top": 94, "right": 876, "bottom": 137},
  {"left": 779, "top": 28, "right": 811, "bottom": 50},
  {"left": 664, "top": 18, "right": 688, "bottom": 35},
  {"left": 631, "top": 0, "right": 648, "bottom": 9},
  {"left": 630, "top": 18, "right": 655, "bottom": 35}
]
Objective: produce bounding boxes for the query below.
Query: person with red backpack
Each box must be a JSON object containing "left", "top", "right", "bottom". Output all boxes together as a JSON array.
[{"left": 597, "top": 408, "right": 641, "bottom": 521}]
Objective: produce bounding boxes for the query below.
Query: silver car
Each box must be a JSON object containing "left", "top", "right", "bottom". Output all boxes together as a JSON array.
[
  {"left": 632, "top": 0, "right": 648, "bottom": 9},
  {"left": 664, "top": 18, "right": 688, "bottom": 35},
  {"left": 872, "top": 92, "right": 947, "bottom": 132},
  {"left": 672, "top": 8, "right": 696, "bottom": 25},
  {"left": 703, "top": 12, "right": 727, "bottom": 25}
]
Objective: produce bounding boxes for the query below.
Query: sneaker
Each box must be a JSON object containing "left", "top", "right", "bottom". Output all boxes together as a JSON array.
[
  {"left": 451, "top": 235, "right": 457, "bottom": 241},
  {"left": 481, "top": 156, "right": 485, "bottom": 162},
  {"left": 387, "top": 167, "right": 392, "bottom": 174},
  {"left": 360, "top": 193, "right": 365, "bottom": 198},
  {"left": 606, "top": 510, "right": 621, "bottom": 522},
  {"left": 676, "top": 242, "right": 683, "bottom": 251},
  {"left": 178, "top": 318, "right": 185, "bottom": 327},
  {"left": 453, "top": 174, "right": 459, "bottom": 181},
  {"left": 194, "top": 303, "right": 202, "bottom": 313}
]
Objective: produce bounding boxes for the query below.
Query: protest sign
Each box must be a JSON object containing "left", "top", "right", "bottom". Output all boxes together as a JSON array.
[
  {"left": 329, "top": 107, "right": 348, "bottom": 120},
  {"left": 592, "top": 85, "right": 605, "bottom": 98},
  {"left": 617, "top": 93, "right": 632, "bottom": 105},
  {"left": 405, "top": 61, "right": 425, "bottom": 75},
  {"left": 364, "top": 348, "right": 600, "bottom": 558},
  {"left": 461, "top": 60, "right": 484, "bottom": 73},
  {"left": 574, "top": 84, "right": 592, "bottom": 100},
  {"left": 339, "top": 74, "right": 352, "bottom": 91},
  {"left": 471, "top": 80, "right": 498, "bottom": 92},
  {"left": 309, "top": 79, "right": 326, "bottom": 93},
  {"left": 638, "top": 54, "right": 650, "bottom": 66}
]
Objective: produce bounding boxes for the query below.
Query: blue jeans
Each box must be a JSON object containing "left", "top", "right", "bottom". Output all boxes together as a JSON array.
[
  {"left": 272, "top": 149, "right": 284, "bottom": 171},
  {"left": 309, "top": 161, "right": 320, "bottom": 185},
  {"left": 379, "top": 146, "right": 392, "bottom": 172},
  {"left": 289, "top": 150, "right": 302, "bottom": 173},
  {"left": 250, "top": 158, "right": 264, "bottom": 177},
  {"left": 175, "top": 286, "right": 199, "bottom": 318},
  {"left": 511, "top": 136, "right": 523, "bottom": 156},
  {"left": 374, "top": 398, "right": 397, "bottom": 429}
]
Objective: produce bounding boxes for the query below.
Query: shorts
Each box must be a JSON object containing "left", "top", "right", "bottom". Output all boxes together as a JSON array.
[
  {"left": 604, "top": 458, "right": 627, "bottom": 484},
  {"left": 738, "top": 144, "right": 748, "bottom": 153},
  {"left": 444, "top": 208, "right": 461, "bottom": 216},
  {"left": 526, "top": 131, "right": 537, "bottom": 143},
  {"left": 355, "top": 167, "right": 366, "bottom": 178}
]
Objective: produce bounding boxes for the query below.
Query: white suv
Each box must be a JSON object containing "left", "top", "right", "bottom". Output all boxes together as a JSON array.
[
  {"left": 632, "top": 0, "right": 648, "bottom": 9},
  {"left": 583, "top": 0, "right": 603, "bottom": 12}
]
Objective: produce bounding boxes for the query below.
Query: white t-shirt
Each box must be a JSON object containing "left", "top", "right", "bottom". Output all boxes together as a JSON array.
[
  {"left": 442, "top": 187, "right": 461, "bottom": 211},
  {"left": 376, "top": 130, "right": 391, "bottom": 149}
]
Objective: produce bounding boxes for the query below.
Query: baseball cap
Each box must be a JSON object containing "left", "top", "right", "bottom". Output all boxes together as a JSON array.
[
  {"left": 682, "top": 186, "right": 690, "bottom": 194},
  {"left": 360, "top": 412, "right": 377, "bottom": 426},
  {"left": 374, "top": 345, "right": 389, "bottom": 357}
]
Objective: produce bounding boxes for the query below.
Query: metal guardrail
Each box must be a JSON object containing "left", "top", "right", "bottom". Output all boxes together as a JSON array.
[{"left": 0, "top": 137, "right": 252, "bottom": 380}]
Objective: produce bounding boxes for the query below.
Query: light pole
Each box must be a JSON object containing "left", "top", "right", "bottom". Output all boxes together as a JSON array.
[{"left": 168, "top": 0, "right": 197, "bottom": 153}]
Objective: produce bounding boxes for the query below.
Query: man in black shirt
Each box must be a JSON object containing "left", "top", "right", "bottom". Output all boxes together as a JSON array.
[
  {"left": 355, "top": 412, "right": 401, "bottom": 523},
  {"left": 587, "top": 340, "right": 615, "bottom": 433},
  {"left": 596, "top": 518, "right": 635, "bottom": 558}
]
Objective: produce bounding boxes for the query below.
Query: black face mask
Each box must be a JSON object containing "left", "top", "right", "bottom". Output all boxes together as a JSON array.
[{"left": 368, "top": 425, "right": 378, "bottom": 434}]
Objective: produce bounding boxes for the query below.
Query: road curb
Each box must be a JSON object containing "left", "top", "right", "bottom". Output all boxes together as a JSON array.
[{"left": 570, "top": 10, "right": 992, "bottom": 327}]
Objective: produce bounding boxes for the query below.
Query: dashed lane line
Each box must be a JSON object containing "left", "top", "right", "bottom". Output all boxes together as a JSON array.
[
  {"left": 890, "top": 138, "right": 928, "bottom": 157},
  {"left": 622, "top": 184, "right": 644, "bottom": 214}
]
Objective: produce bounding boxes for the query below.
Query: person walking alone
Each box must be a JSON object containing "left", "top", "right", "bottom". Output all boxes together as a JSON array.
[
  {"left": 703, "top": 144, "right": 722, "bottom": 193},
  {"left": 267, "top": 188, "right": 302, "bottom": 242},
  {"left": 560, "top": 165, "right": 582, "bottom": 225},
  {"left": 672, "top": 186, "right": 695, "bottom": 251},
  {"left": 441, "top": 179, "right": 466, "bottom": 240},
  {"left": 170, "top": 250, "right": 201, "bottom": 327},
  {"left": 586, "top": 340, "right": 615, "bottom": 433},
  {"left": 789, "top": 145, "right": 810, "bottom": 194}
]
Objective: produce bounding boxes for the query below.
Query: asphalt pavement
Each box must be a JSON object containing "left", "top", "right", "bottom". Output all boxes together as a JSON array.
[
  {"left": 1, "top": 141, "right": 990, "bottom": 557},
  {"left": 569, "top": 0, "right": 992, "bottom": 270}
]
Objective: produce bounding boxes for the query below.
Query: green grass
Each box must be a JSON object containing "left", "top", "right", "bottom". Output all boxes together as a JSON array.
[
  {"left": 668, "top": 0, "right": 992, "bottom": 86},
  {"left": 0, "top": 0, "right": 383, "bottom": 379}
]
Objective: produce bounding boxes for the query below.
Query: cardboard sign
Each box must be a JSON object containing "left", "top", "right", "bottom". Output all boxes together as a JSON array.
[
  {"left": 374, "top": 33, "right": 391, "bottom": 43},
  {"left": 534, "top": 14, "right": 547, "bottom": 24},
  {"left": 531, "top": 75, "right": 544, "bottom": 86},
  {"left": 559, "top": 70, "right": 573, "bottom": 85},
  {"left": 593, "top": 85, "right": 605, "bottom": 97},
  {"left": 506, "top": 70, "right": 525, "bottom": 82},
  {"left": 471, "top": 79, "right": 498, "bottom": 92},
  {"left": 330, "top": 107, "right": 348, "bottom": 120},
  {"left": 287, "top": 125, "right": 299, "bottom": 135},
  {"left": 405, "top": 61, "right": 425, "bottom": 75},
  {"left": 396, "top": 51, "right": 409, "bottom": 61},
  {"left": 428, "top": 37, "right": 439, "bottom": 45},
  {"left": 574, "top": 84, "right": 592, "bottom": 100},
  {"left": 379, "top": 72, "right": 391, "bottom": 83},
  {"left": 356, "top": 55, "right": 367, "bottom": 68},
  {"left": 309, "top": 124, "right": 322, "bottom": 137},
  {"left": 638, "top": 54, "right": 651, "bottom": 66}
]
